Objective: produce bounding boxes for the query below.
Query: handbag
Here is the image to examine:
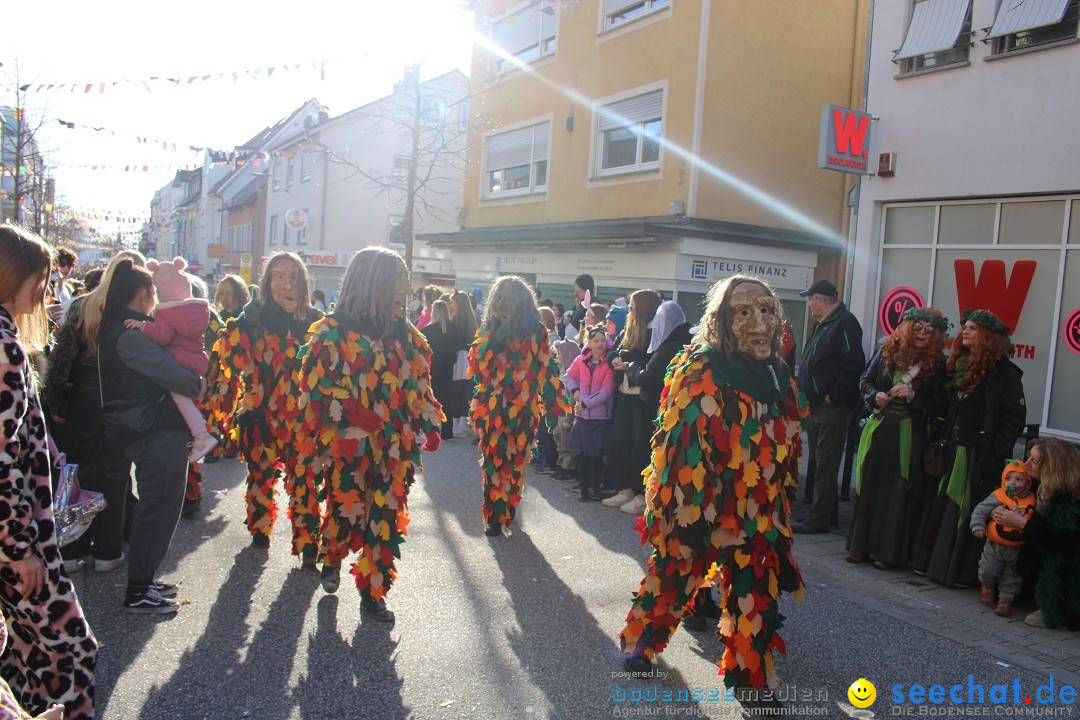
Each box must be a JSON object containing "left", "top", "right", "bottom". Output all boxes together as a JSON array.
[
  {"left": 923, "top": 439, "right": 946, "bottom": 477},
  {"left": 53, "top": 464, "right": 107, "bottom": 547},
  {"left": 619, "top": 373, "right": 642, "bottom": 396}
]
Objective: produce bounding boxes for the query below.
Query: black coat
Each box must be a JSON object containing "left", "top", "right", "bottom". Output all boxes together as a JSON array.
[
  {"left": 798, "top": 302, "right": 865, "bottom": 411},
  {"left": 625, "top": 323, "right": 694, "bottom": 412},
  {"left": 859, "top": 348, "right": 946, "bottom": 428}
]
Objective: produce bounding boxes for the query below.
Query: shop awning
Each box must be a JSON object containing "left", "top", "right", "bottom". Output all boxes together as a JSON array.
[
  {"left": 988, "top": 0, "right": 1071, "bottom": 37},
  {"left": 895, "top": 0, "right": 971, "bottom": 59},
  {"left": 420, "top": 217, "right": 842, "bottom": 255}
]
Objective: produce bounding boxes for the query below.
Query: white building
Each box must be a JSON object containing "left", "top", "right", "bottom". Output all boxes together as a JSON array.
[
  {"left": 850, "top": 0, "right": 1080, "bottom": 437},
  {"left": 266, "top": 70, "right": 467, "bottom": 292}
]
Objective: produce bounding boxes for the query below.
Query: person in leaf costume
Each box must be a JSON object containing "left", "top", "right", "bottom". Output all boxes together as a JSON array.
[
  {"left": 468, "top": 275, "right": 568, "bottom": 537},
  {"left": 295, "top": 247, "right": 443, "bottom": 622},
  {"left": 205, "top": 252, "right": 323, "bottom": 558},
  {"left": 619, "top": 275, "right": 807, "bottom": 699}
]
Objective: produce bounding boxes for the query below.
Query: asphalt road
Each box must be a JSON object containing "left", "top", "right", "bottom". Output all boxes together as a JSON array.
[{"left": 70, "top": 436, "right": 1075, "bottom": 720}]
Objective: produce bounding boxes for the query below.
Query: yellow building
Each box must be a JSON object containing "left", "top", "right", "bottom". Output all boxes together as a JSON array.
[{"left": 424, "top": 0, "right": 867, "bottom": 345}]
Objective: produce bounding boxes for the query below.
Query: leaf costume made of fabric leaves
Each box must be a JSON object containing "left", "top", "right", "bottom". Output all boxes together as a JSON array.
[
  {"left": 468, "top": 324, "right": 570, "bottom": 527},
  {"left": 186, "top": 307, "right": 226, "bottom": 505},
  {"left": 204, "top": 298, "right": 322, "bottom": 551},
  {"left": 296, "top": 314, "right": 443, "bottom": 600},
  {"left": 620, "top": 344, "right": 808, "bottom": 690}
]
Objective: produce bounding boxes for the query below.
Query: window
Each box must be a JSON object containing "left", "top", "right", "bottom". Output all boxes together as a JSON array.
[
  {"left": 492, "top": 2, "right": 557, "bottom": 72},
  {"left": 286, "top": 158, "right": 295, "bottom": 187},
  {"left": 420, "top": 96, "right": 448, "bottom": 125},
  {"left": 388, "top": 216, "right": 405, "bottom": 248},
  {"left": 604, "top": 0, "right": 669, "bottom": 31},
  {"left": 269, "top": 215, "right": 278, "bottom": 245},
  {"left": 895, "top": 0, "right": 973, "bottom": 73},
  {"left": 296, "top": 210, "right": 308, "bottom": 245},
  {"left": 393, "top": 155, "right": 410, "bottom": 182},
  {"left": 457, "top": 103, "right": 469, "bottom": 131},
  {"left": 227, "top": 226, "right": 235, "bottom": 251},
  {"left": 483, "top": 121, "right": 550, "bottom": 197},
  {"left": 272, "top": 162, "right": 280, "bottom": 191},
  {"left": 300, "top": 153, "right": 311, "bottom": 182},
  {"left": 990, "top": 0, "right": 1078, "bottom": 54},
  {"left": 283, "top": 224, "right": 291, "bottom": 246},
  {"left": 596, "top": 89, "right": 663, "bottom": 175}
]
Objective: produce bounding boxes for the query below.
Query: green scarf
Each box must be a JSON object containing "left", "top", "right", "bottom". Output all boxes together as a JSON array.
[{"left": 702, "top": 347, "right": 791, "bottom": 403}]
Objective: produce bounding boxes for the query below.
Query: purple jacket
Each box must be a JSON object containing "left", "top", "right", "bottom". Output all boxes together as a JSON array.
[{"left": 564, "top": 351, "right": 615, "bottom": 420}]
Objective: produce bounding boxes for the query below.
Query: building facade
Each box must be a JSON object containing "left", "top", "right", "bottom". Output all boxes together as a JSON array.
[
  {"left": 266, "top": 71, "right": 467, "bottom": 292},
  {"left": 424, "top": 0, "right": 867, "bottom": 351},
  {"left": 849, "top": 0, "right": 1080, "bottom": 437}
]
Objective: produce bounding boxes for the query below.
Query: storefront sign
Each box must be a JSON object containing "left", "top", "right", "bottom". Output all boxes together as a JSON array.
[
  {"left": 300, "top": 251, "right": 353, "bottom": 268},
  {"left": 818, "top": 104, "right": 873, "bottom": 175},
  {"left": 954, "top": 259, "right": 1036, "bottom": 334},
  {"left": 878, "top": 286, "right": 925, "bottom": 335},
  {"left": 1065, "top": 308, "right": 1080, "bottom": 355},
  {"left": 207, "top": 243, "right": 226, "bottom": 259},
  {"left": 680, "top": 256, "right": 813, "bottom": 292}
]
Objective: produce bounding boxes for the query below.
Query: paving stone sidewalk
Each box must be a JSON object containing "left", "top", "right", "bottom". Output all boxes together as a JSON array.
[{"left": 790, "top": 496, "right": 1080, "bottom": 688}]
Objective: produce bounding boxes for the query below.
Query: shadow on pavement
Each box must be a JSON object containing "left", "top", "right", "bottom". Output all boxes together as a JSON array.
[{"left": 296, "top": 595, "right": 411, "bottom": 720}]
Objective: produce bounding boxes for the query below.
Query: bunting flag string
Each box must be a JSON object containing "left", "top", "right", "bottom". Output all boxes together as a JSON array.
[
  {"left": 6, "top": 163, "right": 195, "bottom": 173},
  {"left": 5, "top": 60, "right": 329, "bottom": 94},
  {"left": 54, "top": 118, "right": 205, "bottom": 154}
]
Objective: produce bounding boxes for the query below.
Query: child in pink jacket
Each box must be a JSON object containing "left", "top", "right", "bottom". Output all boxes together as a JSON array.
[
  {"left": 564, "top": 325, "right": 615, "bottom": 501},
  {"left": 124, "top": 257, "right": 217, "bottom": 462}
]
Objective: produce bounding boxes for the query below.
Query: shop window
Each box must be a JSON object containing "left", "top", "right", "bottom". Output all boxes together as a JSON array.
[
  {"left": 938, "top": 203, "right": 995, "bottom": 245},
  {"left": 883, "top": 205, "right": 934, "bottom": 244},
  {"left": 1071, "top": 200, "right": 1080, "bottom": 244},
  {"left": 1047, "top": 249, "right": 1080, "bottom": 432},
  {"left": 999, "top": 200, "right": 1066, "bottom": 244}
]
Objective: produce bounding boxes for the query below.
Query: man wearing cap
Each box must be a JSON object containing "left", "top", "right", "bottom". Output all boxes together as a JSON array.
[{"left": 792, "top": 279, "right": 865, "bottom": 534}]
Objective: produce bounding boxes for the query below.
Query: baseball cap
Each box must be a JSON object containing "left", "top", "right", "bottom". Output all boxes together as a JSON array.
[{"left": 799, "top": 280, "right": 838, "bottom": 298}]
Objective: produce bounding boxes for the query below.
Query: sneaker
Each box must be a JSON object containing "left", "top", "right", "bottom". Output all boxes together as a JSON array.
[
  {"left": 321, "top": 564, "right": 340, "bottom": 594},
  {"left": 188, "top": 434, "right": 219, "bottom": 464},
  {"left": 1024, "top": 609, "right": 1047, "bottom": 628},
  {"left": 95, "top": 553, "right": 125, "bottom": 573},
  {"left": 602, "top": 489, "right": 635, "bottom": 507},
  {"left": 620, "top": 495, "right": 646, "bottom": 514},
  {"left": 124, "top": 588, "right": 179, "bottom": 615},
  {"left": 361, "top": 597, "right": 395, "bottom": 623},
  {"left": 980, "top": 586, "right": 995, "bottom": 604},
  {"left": 151, "top": 579, "right": 179, "bottom": 598},
  {"left": 62, "top": 557, "right": 86, "bottom": 574}
]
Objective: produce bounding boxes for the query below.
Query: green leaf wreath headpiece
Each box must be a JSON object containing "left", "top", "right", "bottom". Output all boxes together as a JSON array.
[
  {"left": 960, "top": 308, "right": 1010, "bottom": 335},
  {"left": 901, "top": 307, "right": 951, "bottom": 333}
]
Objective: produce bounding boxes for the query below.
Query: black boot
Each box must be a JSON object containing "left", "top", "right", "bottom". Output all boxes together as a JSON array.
[{"left": 578, "top": 458, "right": 592, "bottom": 501}]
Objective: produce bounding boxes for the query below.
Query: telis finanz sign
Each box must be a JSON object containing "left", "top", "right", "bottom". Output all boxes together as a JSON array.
[{"left": 818, "top": 104, "right": 873, "bottom": 175}]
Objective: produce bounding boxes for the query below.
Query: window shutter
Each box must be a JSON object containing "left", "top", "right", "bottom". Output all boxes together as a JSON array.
[
  {"left": 494, "top": 4, "right": 542, "bottom": 55},
  {"left": 598, "top": 90, "right": 664, "bottom": 131},
  {"left": 894, "top": 0, "right": 971, "bottom": 59},
  {"left": 606, "top": 0, "right": 643, "bottom": 16},
  {"left": 541, "top": 6, "right": 558, "bottom": 41},
  {"left": 486, "top": 126, "right": 535, "bottom": 170},
  {"left": 988, "top": 0, "right": 1071, "bottom": 37}
]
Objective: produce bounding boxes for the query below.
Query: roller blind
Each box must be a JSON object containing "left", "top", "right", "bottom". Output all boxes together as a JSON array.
[
  {"left": 895, "top": 0, "right": 971, "bottom": 59},
  {"left": 485, "top": 126, "right": 535, "bottom": 170},
  {"left": 494, "top": 3, "right": 543, "bottom": 55},
  {"left": 532, "top": 122, "right": 550, "bottom": 162},
  {"left": 598, "top": 90, "right": 664, "bottom": 131},
  {"left": 606, "top": 0, "right": 643, "bottom": 16}
]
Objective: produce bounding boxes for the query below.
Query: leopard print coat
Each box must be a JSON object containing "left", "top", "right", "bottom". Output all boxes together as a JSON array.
[{"left": 0, "top": 307, "right": 97, "bottom": 719}]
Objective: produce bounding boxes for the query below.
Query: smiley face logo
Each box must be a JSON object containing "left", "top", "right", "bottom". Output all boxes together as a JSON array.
[{"left": 848, "top": 678, "right": 876, "bottom": 709}]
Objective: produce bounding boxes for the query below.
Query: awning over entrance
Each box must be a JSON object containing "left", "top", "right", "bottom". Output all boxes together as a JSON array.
[{"left": 421, "top": 216, "right": 841, "bottom": 256}]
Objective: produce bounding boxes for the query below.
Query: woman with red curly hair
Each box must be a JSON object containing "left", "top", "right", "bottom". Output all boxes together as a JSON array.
[
  {"left": 847, "top": 308, "right": 948, "bottom": 570},
  {"left": 912, "top": 310, "right": 1026, "bottom": 587}
]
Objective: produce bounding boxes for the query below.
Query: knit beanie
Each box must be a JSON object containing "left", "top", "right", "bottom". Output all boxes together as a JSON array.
[
  {"left": 606, "top": 305, "right": 628, "bottom": 337},
  {"left": 147, "top": 257, "right": 192, "bottom": 302}
]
